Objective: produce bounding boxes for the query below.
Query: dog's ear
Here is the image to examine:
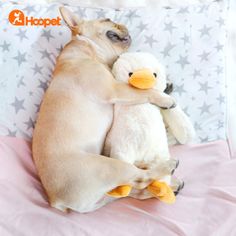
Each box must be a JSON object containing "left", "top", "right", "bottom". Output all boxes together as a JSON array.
[{"left": 59, "top": 7, "right": 83, "bottom": 34}]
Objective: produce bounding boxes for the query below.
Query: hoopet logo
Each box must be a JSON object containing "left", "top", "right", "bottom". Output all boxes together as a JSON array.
[{"left": 9, "top": 9, "right": 61, "bottom": 27}]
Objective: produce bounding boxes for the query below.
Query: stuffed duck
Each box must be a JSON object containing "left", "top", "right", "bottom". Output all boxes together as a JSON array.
[{"left": 104, "top": 52, "right": 195, "bottom": 204}]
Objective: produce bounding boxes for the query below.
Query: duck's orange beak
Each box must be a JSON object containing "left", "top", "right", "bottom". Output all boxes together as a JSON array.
[{"left": 128, "top": 69, "right": 156, "bottom": 89}]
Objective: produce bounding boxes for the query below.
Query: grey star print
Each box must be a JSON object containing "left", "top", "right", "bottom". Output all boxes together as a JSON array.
[
  {"left": 22, "top": 5, "right": 36, "bottom": 14},
  {"left": 38, "top": 80, "right": 48, "bottom": 92},
  {"left": 125, "top": 10, "right": 139, "bottom": 21},
  {"left": 16, "top": 29, "right": 28, "bottom": 42},
  {"left": 215, "top": 66, "right": 223, "bottom": 75},
  {"left": 193, "top": 69, "right": 201, "bottom": 79},
  {"left": 34, "top": 103, "right": 41, "bottom": 113},
  {"left": 96, "top": 9, "right": 106, "bottom": 18},
  {"left": 217, "top": 120, "right": 224, "bottom": 129},
  {"left": 0, "top": 41, "right": 10, "bottom": 51},
  {"left": 137, "top": 22, "right": 148, "bottom": 31},
  {"left": 216, "top": 94, "right": 225, "bottom": 104},
  {"left": 183, "top": 107, "right": 190, "bottom": 116},
  {"left": 215, "top": 42, "right": 224, "bottom": 51},
  {"left": 199, "top": 82, "right": 212, "bottom": 94},
  {"left": 216, "top": 17, "right": 225, "bottom": 27},
  {"left": 39, "top": 49, "right": 51, "bottom": 60},
  {"left": 17, "top": 76, "right": 25, "bottom": 88},
  {"left": 144, "top": 35, "right": 157, "bottom": 47},
  {"left": 174, "top": 84, "right": 187, "bottom": 96},
  {"left": 199, "top": 25, "right": 212, "bottom": 37},
  {"left": 46, "top": 4, "right": 58, "bottom": 13},
  {"left": 194, "top": 122, "right": 202, "bottom": 130},
  {"left": 176, "top": 55, "right": 190, "bottom": 69},
  {"left": 7, "top": 129, "right": 17, "bottom": 137},
  {"left": 200, "top": 136, "right": 209, "bottom": 142},
  {"left": 24, "top": 118, "right": 34, "bottom": 130},
  {"left": 41, "top": 30, "right": 54, "bottom": 42},
  {"left": 181, "top": 34, "right": 190, "bottom": 45},
  {"left": 13, "top": 51, "right": 27, "bottom": 66},
  {"left": 198, "top": 51, "right": 210, "bottom": 61},
  {"left": 75, "top": 8, "right": 87, "bottom": 18},
  {"left": 11, "top": 97, "right": 25, "bottom": 114},
  {"left": 56, "top": 45, "right": 64, "bottom": 53},
  {"left": 161, "top": 42, "right": 175, "bottom": 58},
  {"left": 32, "top": 63, "right": 43, "bottom": 75},
  {"left": 198, "top": 5, "right": 210, "bottom": 14},
  {"left": 199, "top": 102, "right": 212, "bottom": 115},
  {"left": 164, "top": 22, "right": 177, "bottom": 34}
]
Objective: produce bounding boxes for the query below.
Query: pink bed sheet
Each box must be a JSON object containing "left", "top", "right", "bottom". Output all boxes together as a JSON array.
[{"left": 0, "top": 136, "right": 235, "bottom": 236}]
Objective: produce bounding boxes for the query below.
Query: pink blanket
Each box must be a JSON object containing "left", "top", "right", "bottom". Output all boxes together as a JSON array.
[{"left": 0, "top": 136, "right": 235, "bottom": 236}]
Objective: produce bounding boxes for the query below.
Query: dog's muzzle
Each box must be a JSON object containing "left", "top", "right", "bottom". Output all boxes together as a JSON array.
[{"left": 106, "top": 30, "right": 131, "bottom": 45}]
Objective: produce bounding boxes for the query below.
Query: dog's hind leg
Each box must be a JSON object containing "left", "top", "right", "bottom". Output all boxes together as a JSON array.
[
  {"left": 129, "top": 176, "right": 184, "bottom": 200},
  {"left": 170, "top": 176, "right": 185, "bottom": 196},
  {"left": 44, "top": 152, "right": 178, "bottom": 213}
]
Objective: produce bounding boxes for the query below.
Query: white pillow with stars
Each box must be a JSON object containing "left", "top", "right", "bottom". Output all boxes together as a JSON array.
[{"left": 0, "top": 0, "right": 228, "bottom": 143}]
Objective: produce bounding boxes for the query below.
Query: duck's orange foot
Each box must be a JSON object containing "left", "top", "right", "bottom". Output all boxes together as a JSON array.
[
  {"left": 147, "top": 180, "right": 176, "bottom": 204},
  {"left": 107, "top": 185, "right": 132, "bottom": 198}
]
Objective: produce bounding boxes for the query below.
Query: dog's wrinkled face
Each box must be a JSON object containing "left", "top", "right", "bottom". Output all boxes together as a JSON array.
[
  {"left": 101, "top": 18, "right": 131, "bottom": 45},
  {"left": 60, "top": 7, "right": 131, "bottom": 65},
  {"left": 80, "top": 18, "right": 131, "bottom": 56}
]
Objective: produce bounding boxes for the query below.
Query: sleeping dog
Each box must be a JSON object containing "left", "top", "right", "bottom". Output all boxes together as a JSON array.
[{"left": 32, "top": 7, "right": 177, "bottom": 213}]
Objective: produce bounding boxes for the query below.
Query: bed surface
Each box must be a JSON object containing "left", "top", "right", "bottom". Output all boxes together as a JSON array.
[
  {"left": 0, "top": 136, "right": 235, "bottom": 236},
  {"left": 0, "top": 1, "right": 235, "bottom": 235}
]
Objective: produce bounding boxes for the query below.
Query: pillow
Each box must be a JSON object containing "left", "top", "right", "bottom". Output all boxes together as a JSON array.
[{"left": 0, "top": 0, "right": 228, "bottom": 143}]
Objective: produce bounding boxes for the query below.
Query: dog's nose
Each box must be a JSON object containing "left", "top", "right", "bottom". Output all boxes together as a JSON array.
[
  {"left": 128, "top": 69, "right": 157, "bottom": 89},
  {"left": 122, "top": 35, "right": 131, "bottom": 47},
  {"left": 122, "top": 35, "right": 131, "bottom": 43}
]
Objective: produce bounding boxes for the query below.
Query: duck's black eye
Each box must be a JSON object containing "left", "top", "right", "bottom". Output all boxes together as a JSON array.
[
  {"left": 153, "top": 73, "right": 157, "bottom": 78},
  {"left": 129, "top": 72, "right": 133, "bottom": 77}
]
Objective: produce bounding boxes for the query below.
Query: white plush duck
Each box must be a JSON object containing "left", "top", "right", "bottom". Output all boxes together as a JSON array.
[{"left": 104, "top": 52, "right": 195, "bottom": 203}]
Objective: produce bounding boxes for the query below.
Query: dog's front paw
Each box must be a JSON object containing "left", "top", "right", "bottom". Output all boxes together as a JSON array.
[
  {"left": 151, "top": 92, "right": 176, "bottom": 109},
  {"left": 160, "top": 96, "right": 176, "bottom": 110},
  {"left": 174, "top": 181, "right": 185, "bottom": 196},
  {"left": 159, "top": 94, "right": 176, "bottom": 109},
  {"left": 166, "top": 159, "right": 179, "bottom": 175},
  {"left": 150, "top": 159, "right": 179, "bottom": 179}
]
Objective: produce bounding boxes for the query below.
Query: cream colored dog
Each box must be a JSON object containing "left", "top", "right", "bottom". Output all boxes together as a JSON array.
[{"left": 32, "top": 7, "right": 177, "bottom": 213}]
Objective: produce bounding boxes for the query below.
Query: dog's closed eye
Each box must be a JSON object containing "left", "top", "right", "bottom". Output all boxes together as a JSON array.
[
  {"left": 101, "top": 18, "right": 111, "bottom": 22},
  {"left": 106, "top": 30, "right": 131, "bottom": 44},
  {"left": 106, "top": 31, "right": 121, "bottom": 42}
]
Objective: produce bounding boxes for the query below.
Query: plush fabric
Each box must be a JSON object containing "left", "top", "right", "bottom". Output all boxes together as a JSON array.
[
  {"left": 0, "top": 136, "right": 235, "bottom": 236},
  {"left": 0, "top": 0, "right": 228, "bottom": 143}
]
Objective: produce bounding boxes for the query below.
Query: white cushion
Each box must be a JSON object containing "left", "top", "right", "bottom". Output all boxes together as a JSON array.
[{"left": 0, "top": 0, "right": 228, "bottom": 143}]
